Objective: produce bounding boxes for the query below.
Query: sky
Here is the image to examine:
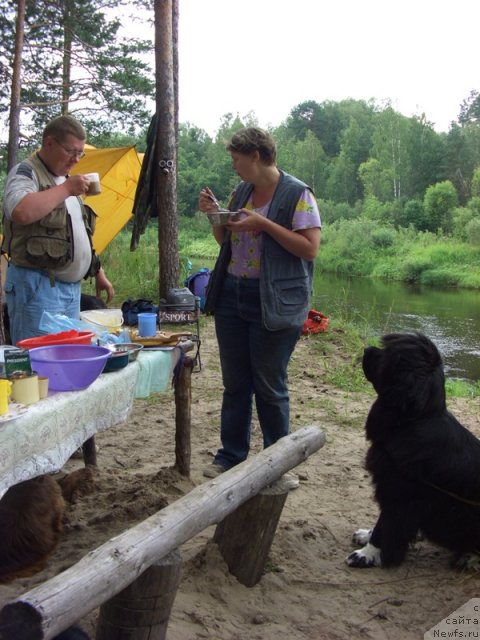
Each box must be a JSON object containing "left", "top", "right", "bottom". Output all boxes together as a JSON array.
[{"left": 169, "top": 0, "right": 479, "bottom": 136}]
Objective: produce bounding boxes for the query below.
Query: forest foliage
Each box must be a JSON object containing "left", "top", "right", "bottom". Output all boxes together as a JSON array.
[
  {"left": 0, "top": 0, "right": 154, "bottom": 139},
  {"left": 2, "top": 2, "right": 480, "bottom": 289}
]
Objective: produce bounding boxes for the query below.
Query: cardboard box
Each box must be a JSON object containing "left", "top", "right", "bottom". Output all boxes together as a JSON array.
[{"left": 4, "top": 348, "right": 33, "bottom": 379}]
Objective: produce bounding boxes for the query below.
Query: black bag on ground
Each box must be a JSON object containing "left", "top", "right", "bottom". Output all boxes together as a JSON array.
[{"left": 121, "top": 298, "right": 159, "bottom": 326}]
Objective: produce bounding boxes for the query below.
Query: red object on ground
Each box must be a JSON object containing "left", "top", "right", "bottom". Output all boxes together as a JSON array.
[
  {"left": 17, "top": 330, "right": 95, "bottom": 349},
  {"left": 302, "top": 310, "right": 329, "bottom": 335}
]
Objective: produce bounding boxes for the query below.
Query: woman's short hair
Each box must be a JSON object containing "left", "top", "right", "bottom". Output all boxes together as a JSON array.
[
  {"left": 226, "top": 127, "right": 276, "bottom": 165},
  {"left": 43, "top": 115, "right": 86, "bottom": 143}
]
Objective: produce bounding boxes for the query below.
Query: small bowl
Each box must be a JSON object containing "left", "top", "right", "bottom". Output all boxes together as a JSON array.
[
  {"left": 103, "top": 350, "right": 129, "bottom": 373},
  {"left": 206, "top": 210, "right": 238, "bottom": 226},
  {"left": 108, "top": 343, "right": 144, "bottom": 362},
  {"left": 121, "top": 343, "right": 144, "bottom": 362}
]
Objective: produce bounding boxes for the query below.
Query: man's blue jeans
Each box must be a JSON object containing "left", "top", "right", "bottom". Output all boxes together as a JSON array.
[
  {"left": 213, "top": 273, "right": 301, "bottom": 469},
  {"left": 4, "top": 264, "right": 81, "bottom": 345}
]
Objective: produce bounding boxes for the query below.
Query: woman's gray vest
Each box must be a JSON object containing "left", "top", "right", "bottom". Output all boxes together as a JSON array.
[{"left": 205, "top": 171, "right": 315, "bottom": 331}]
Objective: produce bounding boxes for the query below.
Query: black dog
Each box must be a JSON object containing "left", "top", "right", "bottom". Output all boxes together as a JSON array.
[
  {"left": 54, "top": 627, "right": 90, "bottom": 640},
  {"left": 346, "top": 332, "right": 480, "bottom": 569}
]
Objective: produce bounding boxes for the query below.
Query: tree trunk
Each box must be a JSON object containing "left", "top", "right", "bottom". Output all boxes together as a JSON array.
[
  {"left": 172, "top": 0, "right": 179, "bottom": 147},
  {"left": 7, "top": 0, "right": 26, "bottom": 171},
  {"left": 62, "top": 0, "right": 73, "bottom": 115},
  {"left": 154, "top": 0, "right": 179, "bottom": 300},
  {"left": 96, "top": 551, "right": 182, "bottom": 640}
]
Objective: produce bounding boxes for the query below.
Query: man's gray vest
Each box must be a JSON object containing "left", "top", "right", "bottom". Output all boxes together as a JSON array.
[
  {"left": 2, "top": 154, "right": 99, "bottom": 284},
  {"left": 205, "top": 171, "right": 315, "bottom": 331}
]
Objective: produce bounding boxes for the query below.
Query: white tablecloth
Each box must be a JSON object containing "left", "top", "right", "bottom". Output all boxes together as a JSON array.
[{"left": 0, "top": 348, "right": 180, "bottom": 499}]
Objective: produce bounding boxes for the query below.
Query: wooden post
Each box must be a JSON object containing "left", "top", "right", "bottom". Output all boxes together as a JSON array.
[
  {"left": 82, "top": 436, "right": 97, "bottom": 466},
  {"left": 96, "top": 550, "right": 182, "bottom": 640},
  {"left": 174, "top": 356, "right": 193, "bottom": 477},
  {"left": 214, "top": 484, "right": 288, "bottom": 587}
]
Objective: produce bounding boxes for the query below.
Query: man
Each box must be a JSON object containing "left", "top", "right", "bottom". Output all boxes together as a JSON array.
[{"left": 2, "top": 115, "right": 114, "bottom": 345}]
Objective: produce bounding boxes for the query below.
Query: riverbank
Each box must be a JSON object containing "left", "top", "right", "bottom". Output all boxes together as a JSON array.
[
  {"left": 1, "top": 319, "right": 479, "bottom": 639},
  {"left": 94, "top": 218, "right": 480, "bottom": 312}
]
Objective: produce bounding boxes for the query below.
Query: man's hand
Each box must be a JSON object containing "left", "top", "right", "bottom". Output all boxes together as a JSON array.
[
  {"left": 95, "top": 267, "right": 115, "bottom": 304},
  {"left": 64, "top": 174, "right": 90, "bottom": 197}
]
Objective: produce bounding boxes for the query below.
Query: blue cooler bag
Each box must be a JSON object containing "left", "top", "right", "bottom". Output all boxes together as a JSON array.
[{"left": 185, "top": 268, "right": 211, "bottom": 311}]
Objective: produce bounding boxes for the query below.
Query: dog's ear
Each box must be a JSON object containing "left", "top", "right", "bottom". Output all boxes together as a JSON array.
[{"left": 370, "top": 333, "right": 446, "bottom": 416}]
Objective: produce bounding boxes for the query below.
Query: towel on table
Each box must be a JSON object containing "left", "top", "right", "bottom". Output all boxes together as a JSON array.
[{"left": 134, "top": 350, "right": 175, "bottom": 398}]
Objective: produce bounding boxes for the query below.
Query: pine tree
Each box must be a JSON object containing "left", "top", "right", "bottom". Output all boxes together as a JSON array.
[{"left": 1, "top": 0, "right": 155, "bottom": 148}]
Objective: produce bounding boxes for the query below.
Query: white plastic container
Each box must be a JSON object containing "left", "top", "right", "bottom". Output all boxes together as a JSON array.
[{"left": 79, "top": 309, "right": 124, "bottom": 332}]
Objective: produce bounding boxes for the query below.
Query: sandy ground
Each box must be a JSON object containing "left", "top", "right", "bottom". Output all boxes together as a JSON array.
[{"left": 1, "top": 319, "right": 480, "bottom": 639}]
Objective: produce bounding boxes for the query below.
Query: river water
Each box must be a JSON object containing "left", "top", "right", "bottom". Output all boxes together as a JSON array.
[{"left": 311, "top": 272, "right": 480, "bottom": 382}]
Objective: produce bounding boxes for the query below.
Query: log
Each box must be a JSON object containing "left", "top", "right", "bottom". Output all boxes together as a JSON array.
[
  {"left": 174, "top": 356, "right": 193, "bottom": 477},
  {"left": 214, "top": 485, "right": 288, "bottom": 587},
  {"left": 95, "top": 550, "right": 182, "bottom": 640},
  {"left": 0, "top": 426, "right": 325, "bottom": 640}
]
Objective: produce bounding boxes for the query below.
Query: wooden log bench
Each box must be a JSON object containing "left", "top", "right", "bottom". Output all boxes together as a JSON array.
[{"left": 0, "top": 426, "right": 325, "bottom": 640}]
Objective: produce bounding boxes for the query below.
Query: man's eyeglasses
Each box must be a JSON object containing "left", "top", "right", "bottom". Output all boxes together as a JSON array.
[{"left": 54, "top": 138, "right": 86, "bottom": 159}]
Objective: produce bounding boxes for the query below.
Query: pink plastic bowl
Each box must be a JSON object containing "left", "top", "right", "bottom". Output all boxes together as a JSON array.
[{"left": 28, "top": 345, "right": 111, "bottom": 391}]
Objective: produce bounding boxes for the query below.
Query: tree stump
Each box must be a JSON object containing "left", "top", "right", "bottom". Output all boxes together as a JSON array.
[
  {"left": 213, "top": 483, "right": 288, "bottom": 587},
  {"left": 95, "top": 550, "right": 182, "bottom": 640}
]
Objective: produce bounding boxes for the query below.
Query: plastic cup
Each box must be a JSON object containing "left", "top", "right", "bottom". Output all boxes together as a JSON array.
[
  {"left": 138, "top": 312, "right": 157, "bottom": 337},
  {"left": 0, "top": 379, "right": 12, "bottom": 415}
]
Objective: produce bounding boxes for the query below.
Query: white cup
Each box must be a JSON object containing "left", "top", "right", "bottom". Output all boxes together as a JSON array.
[{"left": 84, "top": 172, "right": 101, "bottom": 196}]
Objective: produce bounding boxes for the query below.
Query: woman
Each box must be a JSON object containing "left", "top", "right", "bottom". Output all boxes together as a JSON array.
[{"left": 199, "top": 127, "right": 321, "bottom": 487}]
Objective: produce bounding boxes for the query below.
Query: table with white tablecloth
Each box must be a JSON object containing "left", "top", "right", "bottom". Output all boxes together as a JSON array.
[{"left": 0, "top": 348, "right": 181, "bottom": 499}]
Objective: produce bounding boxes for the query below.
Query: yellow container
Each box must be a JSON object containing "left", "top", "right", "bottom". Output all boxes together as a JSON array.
[
  {"left": 12, "top": 373, "right": 39, "bottom": 405},
  {"left": 0, "top": 379, "right": 12, "bottom": 415}
]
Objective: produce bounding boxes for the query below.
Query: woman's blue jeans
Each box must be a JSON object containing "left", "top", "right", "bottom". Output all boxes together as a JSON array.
[{"left": 213, "top": 273, "right": 301, "bottom": 469}]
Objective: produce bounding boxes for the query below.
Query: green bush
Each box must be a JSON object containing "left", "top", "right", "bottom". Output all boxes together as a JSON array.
[
  {"left": 420, "top": 268, "right": 461, "bottom": 287},
  {"left": 465, "top": 217, "right": 480, "bottom": 245},
  {"left": 400, "top": 257, "right": 432, "bottom": 282},
  {"left": 371, "top": 227, "right": 396, "bottom": 248},
  {"left": 319, "top": 198, "right": 359, "bottom": 223},
  {"left": 401, "top": 199, "right": 426, "bottom": 230},
  {"left": 423, "top": 180, "right": 458, "bottom": 234}
]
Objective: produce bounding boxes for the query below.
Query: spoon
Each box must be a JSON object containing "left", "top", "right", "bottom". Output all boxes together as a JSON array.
[{"left": 203, "top": 187, "right": 221, "bottom": 210}]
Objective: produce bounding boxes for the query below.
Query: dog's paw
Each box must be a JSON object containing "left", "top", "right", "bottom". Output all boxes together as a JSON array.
[
  {"left": 351, "top": 528, "right": 372, "bottom": 546},
  {"left": 455, "top": 552, "right": 480, "bottom": 572},
  {"left": 346, "top": 543, "right": 382, "bottom": 568}
]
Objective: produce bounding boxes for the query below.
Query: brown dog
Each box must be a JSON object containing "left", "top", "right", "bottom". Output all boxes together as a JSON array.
[{"left": 0, "top": 467, "right": 95, "bottom": 582}]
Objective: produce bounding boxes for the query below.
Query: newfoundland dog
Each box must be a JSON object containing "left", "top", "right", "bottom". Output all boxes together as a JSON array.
[{"left": 346, "top": 332, "right": 480, "bottom": 569}]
